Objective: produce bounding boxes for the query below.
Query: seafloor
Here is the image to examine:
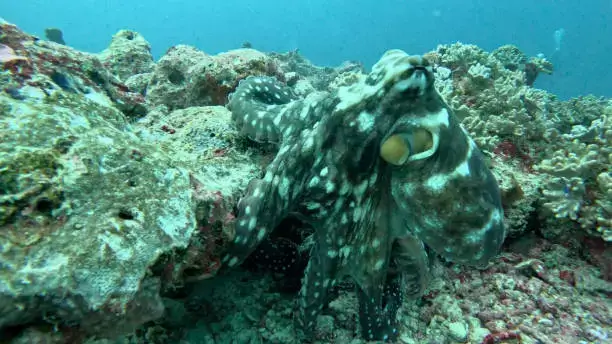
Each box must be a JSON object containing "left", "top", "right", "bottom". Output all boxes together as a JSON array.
[{"left": 0, "top": 19, "right": 610, "bottom": 344}]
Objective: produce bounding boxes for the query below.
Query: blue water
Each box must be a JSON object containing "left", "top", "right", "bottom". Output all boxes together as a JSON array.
[{"left": 2, "top": 0, "right": 611, "bottom": 99}]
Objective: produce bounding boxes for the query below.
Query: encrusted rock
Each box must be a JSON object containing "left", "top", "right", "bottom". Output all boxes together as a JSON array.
[
  {"left": 0, "top": 21, "right": 257, "bottom": 339},
  {"left": 447, "top": 321, "right": 468, "bottom": 342},
  {"left": 98, "top": 30, "right": 155, "bottom": 81},
  {"left": 0, "top": 21, "right": 147, "bottom": 119},
  {"left": 145, "top": 46, "right": 283, "bottom": 110},
  {"left": 0, "top": 87, "right": 196, "bottom": 335}
]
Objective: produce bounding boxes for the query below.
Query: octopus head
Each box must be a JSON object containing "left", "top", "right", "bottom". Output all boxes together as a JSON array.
[{"left": 371, "top": 50, "right": 506, "bottom": 267}]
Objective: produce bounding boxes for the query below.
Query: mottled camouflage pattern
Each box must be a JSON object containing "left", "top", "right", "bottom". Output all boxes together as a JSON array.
[{"left": 223, "top": 50, "right": 505, "bottom": 341}]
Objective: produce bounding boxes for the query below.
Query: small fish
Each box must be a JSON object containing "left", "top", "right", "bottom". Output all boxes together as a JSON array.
[{"left": 44, "top": 27, "right": 66, "bottom": 45}]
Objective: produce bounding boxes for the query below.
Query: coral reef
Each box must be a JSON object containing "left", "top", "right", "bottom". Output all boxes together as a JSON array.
[
  {"left": 0, "top": 20, "right": 609, "bottom": 344},
  {"left": 536, "top": 107, "right": 611, "bottom": 241},
  {"left": 426, "top": 42, "right": 611, "bottom": 244}
]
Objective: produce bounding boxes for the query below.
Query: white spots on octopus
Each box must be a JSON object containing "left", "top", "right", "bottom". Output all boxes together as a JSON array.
[
  {"left": 273, "top": 113, "right": 283, "bottom": 126},
  {"left": 299, "top": 105, "right": 311, "bottom": 120},
  {"left": 352, "top": 206, "right": 365, "bottom": 223},
  {"left": 339, "top": 181, "right": 351, "bottom": 195},
  {"left": 278, "top": 176, "right": 291, "bottom": 198},
  {"left": 369, "top": 173, "right": 378, "bottom": 186},
  {"left": 308, "top": 176, "right": 320, "bottom": 188},
  {"left": 333, "top": 198, "right": 346, "bottom": 213},
  {"left": 302, "top": 136, "right": 315, "bottom": 154},
  {"left": 372, "top": 238, "right": 381, "bottom": 248},
  {"left": 252, "top": 187, "right": 261, "bottom": 198},
  {"left": 424, "top": 134, "right": 473, "bottom": 192},
  {"left": 340, "top": 213, "right": 348, "bottom": 225},
  {"left": 356, "top": 111, "right": 375, "bottom": 132},
  {"left": 339, "top": 245, "right": 352, "bottom": 258},
  {"left": 227, "top": 256, "right": 239, "bottom": 267},
  {"left": 256, "top": 227, "right": 267, "bottom": 241},
  {"left": 353, "top": 179, "right": 369, "bottom": 201},
  {"left": 401, "top": 182, "right": 416, "bottom": 198},
  {"left": 420, "top": 107, "right": 450, "bottom": 128},
  {"left": 325, "top": 180, "right": 336, "bottom": 193},
  {"left": 264, "top": 171, "right": 274, "bottom": 183},
  {"left": 246, "top": 217, "right": 258, "bottom": 231},
  {"left": 283, "top": 125, "right": 294, "bottom": 137},
  {"left": 465, "top": 207, "right": 503, "bottom": 245}
]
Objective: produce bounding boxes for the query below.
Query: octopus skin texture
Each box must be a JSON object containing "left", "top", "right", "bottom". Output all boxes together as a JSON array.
[{"left": 222, "top": 49, "right": 506, "bottom": 342}]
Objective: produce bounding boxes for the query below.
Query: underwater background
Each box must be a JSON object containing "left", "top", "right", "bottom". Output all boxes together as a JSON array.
[
  {"left": 0, "top": 1, "right": 611, "bottom": 344},
  {"left": 1, "top": 0, "right": 612, "bottom": 99}
]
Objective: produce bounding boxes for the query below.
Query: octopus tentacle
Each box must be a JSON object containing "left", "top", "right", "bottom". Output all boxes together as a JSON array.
[
  {"left": 351, "top": 204, "right": 406, "bottom": 342},
  {"left": 391, "top": 234, "right": 431, "bottom": 298},
  {"left": 357, "top": 276, "right": 402, "bottom": 342},
  {"left": 228, "top": 75, "right": 328, "bottom": 144},
  {"left": 227, "top": 75, "right": 298, "bottom": 143},
  {"left": 296, "top": 235, "right": 341, "bottom": 336},
  {"left": 221, "top": 143, "right": 306, "bottom": 268}
]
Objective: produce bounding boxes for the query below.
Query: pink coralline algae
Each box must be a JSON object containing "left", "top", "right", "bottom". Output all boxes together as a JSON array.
[
  {"left": 0, "top": 43, "right": 23, "bottom": 63},
  {"left": 0, "top": 43, "right": 29, "bottom": 75}
]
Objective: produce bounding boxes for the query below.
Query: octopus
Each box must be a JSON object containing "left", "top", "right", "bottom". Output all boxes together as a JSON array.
[{"left": 222, "top": 49, "right": 506, "bottom": 341}]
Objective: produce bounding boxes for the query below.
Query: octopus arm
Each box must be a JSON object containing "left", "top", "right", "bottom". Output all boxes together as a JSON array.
[
  {"left": 296, "top": 229, "right": 341, "bottom": 336},
  {"left": 228, "top": 75, "right": 299, "bottom": 144},
  {"left": 391, "top": 234, "right": 431, "bottom": 299},
  {"left": 359, "top": 235, "right": 430, "bottom": 342},
  {"left": 351, "top": 206, "right": 405, "bottom": 342},
  {"left": 356, "top": 259, "right": 400, "bottom": 342},
  {"left": 221, "top": 143, "right": 306, "bottom": 268}
]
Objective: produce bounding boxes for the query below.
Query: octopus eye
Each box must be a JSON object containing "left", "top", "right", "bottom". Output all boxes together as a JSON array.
[{"left": 380, "top": 128, "right": 433, "bottom": 165}]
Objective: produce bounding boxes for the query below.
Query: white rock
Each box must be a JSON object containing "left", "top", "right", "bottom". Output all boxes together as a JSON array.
[{"left": 448, "top": 321, "right": 468, "bottom": 342}]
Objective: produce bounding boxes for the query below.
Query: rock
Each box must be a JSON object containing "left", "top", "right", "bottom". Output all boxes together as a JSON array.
[
  {"left": 447, "top": 321, "right": 468, "bottom": 342},
  {"left": 98, "top": 30, "right": 155, "bottom": 81},
  {"left": 124, "top": 72, "right": 153, "bottom": 95},
  {"left": 0, "top": 21, "right": 257, "bottom": 339},
  {"left": 146, "top": 46, "right": 283, "bottom": 110},
  {"left": 0, "top": 85, "right": 189, "bottom": 336},
  {"left": 0, "top": 20, "right": 147, "bottom": 119},
  {"left": 316, "top": 315, "right": 336, "bottom": 338}
]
